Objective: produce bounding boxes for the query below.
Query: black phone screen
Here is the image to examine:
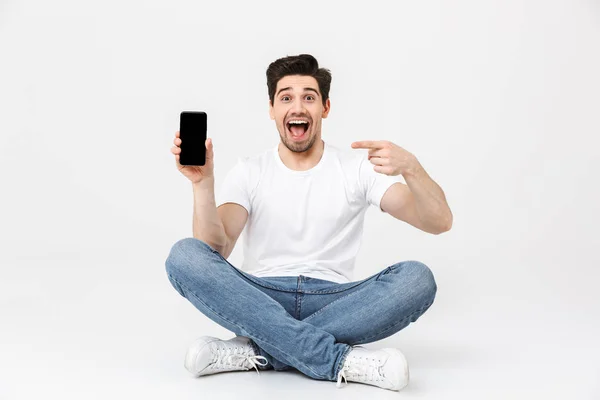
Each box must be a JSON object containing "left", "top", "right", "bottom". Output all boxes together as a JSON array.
[{"left": 179, "top": 111, "right": 207, "bottom": 166}]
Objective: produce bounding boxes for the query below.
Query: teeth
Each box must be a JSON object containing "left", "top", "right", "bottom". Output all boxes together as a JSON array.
[{"left": 288, "top": 120, "right": 308, "bottom": 124}]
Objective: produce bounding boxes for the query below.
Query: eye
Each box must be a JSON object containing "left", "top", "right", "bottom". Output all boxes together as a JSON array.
[
  {"left": 281, "top": 95, "right": 291, "bottom": 102},
  {"left": 306, "top": 95, "right": 315, "bottom": 101}
]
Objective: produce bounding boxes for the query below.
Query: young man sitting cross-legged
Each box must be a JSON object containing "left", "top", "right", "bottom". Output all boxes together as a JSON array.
[{"left": 166, "top": 53, "right": 452, "bottom": 391}]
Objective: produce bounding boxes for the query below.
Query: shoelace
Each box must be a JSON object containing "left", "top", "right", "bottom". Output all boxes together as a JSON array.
[
  {"left": 211, "top": 344, "right": 269, "bottom": 375},
  {"left": 336, "top": 352, "right": 384, "bottom": 388}
]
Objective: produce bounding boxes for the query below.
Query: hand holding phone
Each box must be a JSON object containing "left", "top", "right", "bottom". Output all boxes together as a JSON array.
[{"left": 171, "top": 111, "right": 214, "bottom": 183}]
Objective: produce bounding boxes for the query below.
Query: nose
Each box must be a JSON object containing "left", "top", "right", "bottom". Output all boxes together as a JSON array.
[{"left": 291, "top": 98, "right": 305, "bottom": 114}]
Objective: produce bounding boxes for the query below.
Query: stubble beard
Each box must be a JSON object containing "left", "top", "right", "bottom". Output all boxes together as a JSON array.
[
  {"left": 280, "top": 133, "right": 317, "bottom": 153},
  {"left": 279, "top": 122, "right": 319, "bottom": 153}
]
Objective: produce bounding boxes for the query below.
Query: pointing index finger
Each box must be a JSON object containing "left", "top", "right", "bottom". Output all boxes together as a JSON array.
[{"left": 351, "top": 140, "right": 380, "bottom": 149}]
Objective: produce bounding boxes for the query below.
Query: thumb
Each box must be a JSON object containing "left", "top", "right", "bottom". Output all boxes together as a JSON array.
[{"left": 206, "top": 137, "right": 214, "bottom": 161}]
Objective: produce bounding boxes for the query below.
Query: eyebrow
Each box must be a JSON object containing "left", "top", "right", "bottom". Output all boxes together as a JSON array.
[{"left": 276, "top": 87, "right": 320, "bottom": 97}]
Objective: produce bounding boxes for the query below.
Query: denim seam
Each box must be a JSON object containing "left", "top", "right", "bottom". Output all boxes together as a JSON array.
[
  {"left": 167, "top": 272, "right": 328, "bottom": 380},
  {"left": 205, "top": 241, "right": 388, "bottom": 295},
  {"left": 213, "top": 249, "right": 299, "bottom": 293},
  {"left": 301, "top": 274, "right": 383, "bottom": 322},
  {"left": 334, "top": 344, "right": 354, "bottom": 378},
  {"left": 302, "top": 265, "right": 393, "bottom": 294},
  {"left": 353, "top": 300, "right": 435, "bottom": 343},
  {"left": 300, "top": 280, "right": 365, "bottom": 294},
  {"left": 170, "top": 242, "right": 329, "bottom": 377},
  {"left": 295, "top": 277, "right": 303, "bottom": 319},
  {"left": 377, "top": 264, "right": 398, "bottom": 278}
]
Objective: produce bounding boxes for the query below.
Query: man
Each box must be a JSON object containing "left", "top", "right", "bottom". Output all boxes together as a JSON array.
[{"left": 166, "top": 54, "right": 452, "bottom": 391}]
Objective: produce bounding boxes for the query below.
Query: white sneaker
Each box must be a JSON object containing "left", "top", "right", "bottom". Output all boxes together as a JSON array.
[
  {"left": 336, "top": 346, "right": 409, "bottom": 391},
  {"left": 184, "top": 336, "right": 268, "bottom": 377}
]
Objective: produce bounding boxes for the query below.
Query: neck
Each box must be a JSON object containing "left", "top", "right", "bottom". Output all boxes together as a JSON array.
[{"left": 278, "top": 138, "right": 325, "bottom": 171}]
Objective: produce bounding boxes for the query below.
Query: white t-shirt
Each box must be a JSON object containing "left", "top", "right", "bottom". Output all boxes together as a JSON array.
[{"left": 216, "top": 141, "right": 405, "bottom": 283}]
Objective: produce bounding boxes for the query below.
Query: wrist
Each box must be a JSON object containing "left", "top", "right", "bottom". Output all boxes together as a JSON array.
[
  {"left": 192, "top": 177, "right": 215, "bottom": 194},
  {"left": 192, "top": 176, "right": 214, "bottom": 186},
  {"left": 403, "top": 161, "right": 425, "bottom": 180}
]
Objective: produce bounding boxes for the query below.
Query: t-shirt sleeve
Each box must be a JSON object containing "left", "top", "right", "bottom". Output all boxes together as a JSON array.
[
  {"left": 358, "top": 156, "right": 406, "bottom": 212},
  {"left": 215, "top": 158, "right": 251, "bottom": 213}
]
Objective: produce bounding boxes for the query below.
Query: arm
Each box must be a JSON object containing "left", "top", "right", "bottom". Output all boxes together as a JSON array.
[
  {"left": 171, "top": 133, "right": 248, "bottom": 257},
  {"left": 192, "top": 178, "right": 248, "bottom": 258},
  {"left": 192, "top": 177, "right": 227, "bottom": 251},
  {"left": 351, "top": 139, "right": 452, "bottom": 235},
  {"left": 216, "top": 203, "right": 248, "bottom": 258},
  {"left": 380, "top": 167, "right": 453, "bottom": 234}
]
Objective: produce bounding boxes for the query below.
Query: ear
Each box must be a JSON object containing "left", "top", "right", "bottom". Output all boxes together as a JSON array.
[
  {"left": 322, "top": 98, "right": 331, "bottom": 118},
  {"left": 269, "top": 99, "right": 275, "bottom": 120}
]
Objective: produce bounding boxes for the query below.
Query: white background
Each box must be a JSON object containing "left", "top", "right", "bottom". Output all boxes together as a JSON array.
[{"left": 1, "top": 0, "right": 599, "bottom": 398}]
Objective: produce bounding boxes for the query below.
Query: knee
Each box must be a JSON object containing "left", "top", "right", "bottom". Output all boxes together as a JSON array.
[
  {"left": 392, "top": 260, "right": 437, "bottom": 305},
  {"left": 164, "top": 237, "right": 215, "bottom": 281},
  {"left": 410, "top": 261, "right": 437, "bottom": 304}
]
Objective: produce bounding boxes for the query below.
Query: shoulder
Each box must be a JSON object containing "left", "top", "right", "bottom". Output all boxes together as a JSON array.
[
  {"left": 239, "top": 145, "right": 273, "bottom": 165},
  {"left": 235, "top": 146, "right": 274, "bottom": 176},
  {"left": 228, "top": 145, "right": 268, "bottom": 170},
  {"left": 226, "top": 146, "right": 274, "bottom": 194}
]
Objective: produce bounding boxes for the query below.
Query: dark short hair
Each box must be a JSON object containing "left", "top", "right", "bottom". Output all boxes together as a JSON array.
[{"left": 266, "top": 54, "right": 332, "bottom": 107}]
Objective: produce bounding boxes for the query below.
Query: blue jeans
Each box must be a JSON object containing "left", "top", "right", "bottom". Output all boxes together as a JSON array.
[{"left": 165, "top": 237, "right": 437, "bottom": 382}]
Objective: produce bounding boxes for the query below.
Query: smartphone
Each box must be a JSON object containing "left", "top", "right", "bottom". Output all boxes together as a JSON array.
[{"left": 179, "top": 111, "right": 207, "bottom": 166}]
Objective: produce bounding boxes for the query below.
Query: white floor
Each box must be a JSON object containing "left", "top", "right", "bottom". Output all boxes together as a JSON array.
[
  {"left": 2, "top": 248, "right": 598, "bottom": 400},
  {"left": 2, "top": 0, "right": 600, "bottom": 398}
]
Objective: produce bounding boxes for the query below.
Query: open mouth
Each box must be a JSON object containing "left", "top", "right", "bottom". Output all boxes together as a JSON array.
[{"left": 286, "top": 119, "right": 310, "bottom": 140}]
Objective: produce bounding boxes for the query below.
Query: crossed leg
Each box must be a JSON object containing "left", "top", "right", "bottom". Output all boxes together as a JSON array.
[{"left": 165, "top": 238, "right": 436, "bottom": 380}]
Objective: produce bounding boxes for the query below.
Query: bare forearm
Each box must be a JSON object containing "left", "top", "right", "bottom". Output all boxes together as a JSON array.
[
  {"left": 404, "top": 165, "right": 453, "bottom": 232},
  {"left": 192, "top": 178, "right": 228, "bottom": 251}
]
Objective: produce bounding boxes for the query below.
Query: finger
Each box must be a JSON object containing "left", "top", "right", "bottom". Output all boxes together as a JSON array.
[
  {"left": 174, "top": 137, "right": 181, "bottom": 146},
  {"left": 175, "top": 130, "right": 180, "bottom": 138},
  {"left": 369, "top": 156, "right": 388, "bottom": 166},
  {"left": 374, "top": 165, "right": 394, "bottom": 175},
  {"left": 368, "top": 149, "right": 387, "bottom": 158},
  {"left": 171, "top": 146, "right": 181, "bottom": 155},
  {"left": 352, "top": 140, "right": 383, "bottom": 149}
]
